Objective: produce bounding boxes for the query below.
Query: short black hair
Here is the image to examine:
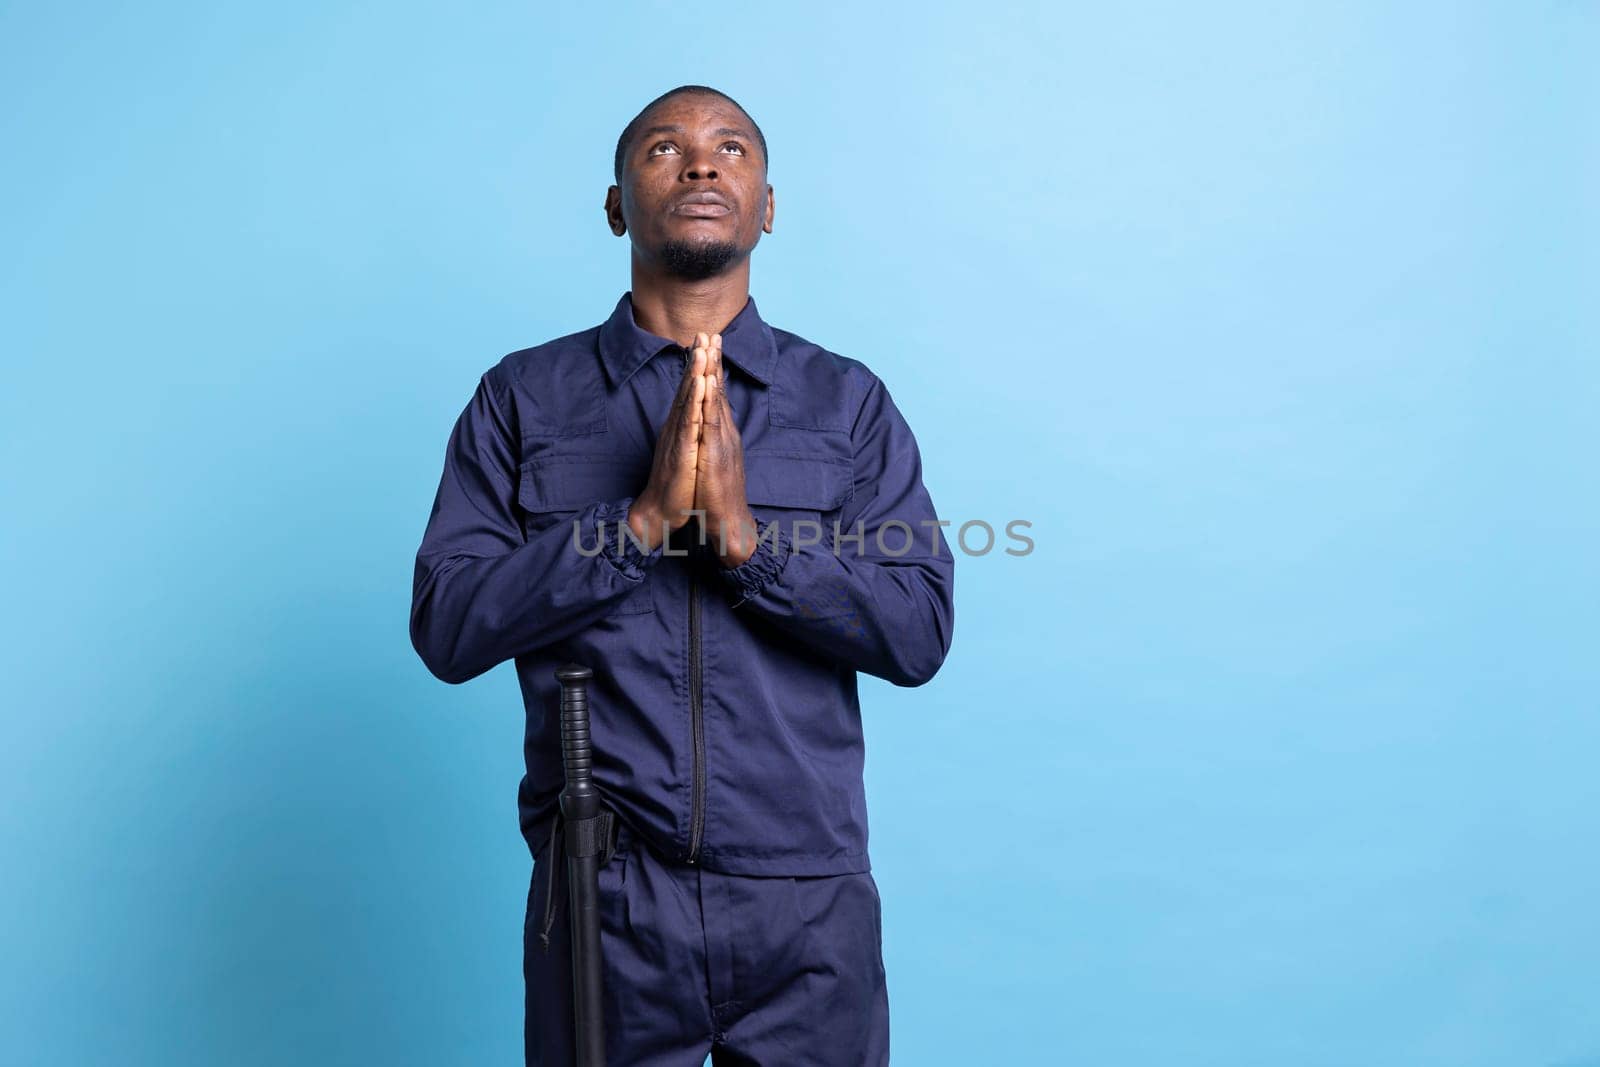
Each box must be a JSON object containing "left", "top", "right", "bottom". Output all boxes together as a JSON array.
[{"left": 613, "top": 85, "right": 768, "bottom": 185}]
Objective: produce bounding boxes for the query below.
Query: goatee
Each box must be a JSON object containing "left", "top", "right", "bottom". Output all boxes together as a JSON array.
[{"left": 659, "top": 237, "right": 742, "bottom": 281}]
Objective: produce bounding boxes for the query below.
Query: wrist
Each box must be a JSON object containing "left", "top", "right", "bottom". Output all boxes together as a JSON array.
[
  {"left": 713, "top": 508, "right": 760, "bottom": 569},
  {"left": 626, "top": 497, "right": 666, "bottom": 552}
]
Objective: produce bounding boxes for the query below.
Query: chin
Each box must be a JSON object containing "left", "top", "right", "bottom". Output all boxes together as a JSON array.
[{"left": 659, "top": 236, "right": 743, "bottom": 280}]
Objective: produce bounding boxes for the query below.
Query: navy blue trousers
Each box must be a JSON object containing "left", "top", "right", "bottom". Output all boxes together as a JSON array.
[{"left": 524, "top": 819, "right": 890, "bottom": 1065}]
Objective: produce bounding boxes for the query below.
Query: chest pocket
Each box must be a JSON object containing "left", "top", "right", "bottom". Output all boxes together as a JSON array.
[
  {"left": 518, "top": 455, "right": 655, "bottom": 616},
  {"left": 743, "top": 450, "right": 855, "bottom": 620},
  {"left": 743, "top": 449, "right": 853, "bottom": 546}
]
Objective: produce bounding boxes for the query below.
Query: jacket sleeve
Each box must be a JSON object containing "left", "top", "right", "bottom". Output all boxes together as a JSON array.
[
  {"left": 713, "top": 373, "right": 956, "bottom": 687},
  {"left": 410, "top": 372, "right": 664, "bottom": 684}
]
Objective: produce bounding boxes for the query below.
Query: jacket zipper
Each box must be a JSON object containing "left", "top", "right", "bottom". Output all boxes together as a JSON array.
[
  {"left": 688, "top": 567, "right": 705, "bottom": 863},
  {"left": 683, "top": 346, "right": 707, "bottom": 864}
]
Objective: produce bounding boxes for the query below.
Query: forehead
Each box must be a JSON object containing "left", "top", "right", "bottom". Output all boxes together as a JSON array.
[{"left": 637, "top": 94, "right": 754, "bottom": 139}]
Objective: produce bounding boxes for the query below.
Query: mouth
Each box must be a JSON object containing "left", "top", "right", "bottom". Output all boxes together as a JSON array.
[{"left": 672, "top": 192, "right": 733, "bottom": 218}]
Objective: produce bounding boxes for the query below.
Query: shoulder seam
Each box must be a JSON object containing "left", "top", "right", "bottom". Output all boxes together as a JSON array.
[{"left": 848, "top": 367, "right": 884, "bottom": 441}]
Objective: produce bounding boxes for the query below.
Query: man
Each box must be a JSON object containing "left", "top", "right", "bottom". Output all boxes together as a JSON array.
[{"left": 410, "top": 84, "right": 955, "bottom": 1066}]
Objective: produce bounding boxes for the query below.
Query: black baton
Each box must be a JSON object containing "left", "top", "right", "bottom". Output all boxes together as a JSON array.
[{"left": 556, "top": 663, "right": 607, "bottom": 1067}]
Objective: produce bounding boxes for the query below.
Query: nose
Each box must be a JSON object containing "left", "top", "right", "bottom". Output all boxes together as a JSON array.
[{"left": 682, "top": 145, "right": 720, "bottom": 182}]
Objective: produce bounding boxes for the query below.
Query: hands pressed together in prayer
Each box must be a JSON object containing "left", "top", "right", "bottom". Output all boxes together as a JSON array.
[{"left": 627, "top": 332, "right": 760, "bottom": 569}]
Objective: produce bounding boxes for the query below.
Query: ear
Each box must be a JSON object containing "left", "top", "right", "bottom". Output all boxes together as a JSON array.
[
  {"left": 762, "top": 184, "right": 775, "bottom": 234},
  {"left": 604, "top": 186, "right": 627, "bottom": 236}
]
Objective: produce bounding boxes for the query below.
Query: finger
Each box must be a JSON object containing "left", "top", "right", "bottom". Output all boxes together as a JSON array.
[
  {"left": 689, "top": 372, "right": 706, "bottom": 430},
  {"left": 667, "top": 345, "right": 702, "bottom": 419},
  {"left": 676, "top": 371, "right": 705, "bottom": 445},
  {"left": 705, "top": 337, "right": 726, "bottom": 399},
  {"left": 715, "top": 365, "right": 736, "bottom": 430},
  {"left": 674, "top": 345, "right": 709, "bottom": 416},
  {"left": 701, "top": 343, "right": 715, "bottom": 389},
  {"left": 701, "top": 350, "right": 723, "bottom": 425},
  {"left": 701, "top": 382, "right": 721, "bottom": 431},
  {"left": 694, "top": 345, "right": 712, "bottom": 423}
]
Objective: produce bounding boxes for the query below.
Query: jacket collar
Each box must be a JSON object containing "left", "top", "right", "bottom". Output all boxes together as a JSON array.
[{"left": 597, "top": 290, "right": 778, "bottom": 390}]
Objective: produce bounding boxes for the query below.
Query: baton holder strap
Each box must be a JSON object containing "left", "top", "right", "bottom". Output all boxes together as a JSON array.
[{"left": 537, "top": 807, "right": 619, "bottom": 954}]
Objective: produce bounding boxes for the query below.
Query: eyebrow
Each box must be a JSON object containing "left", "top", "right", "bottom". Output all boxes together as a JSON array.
[{"left": 638, "top": 124, "right": 755, "bottom": 142}]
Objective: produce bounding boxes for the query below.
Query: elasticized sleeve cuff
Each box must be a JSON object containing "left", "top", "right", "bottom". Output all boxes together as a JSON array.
[
  {"left": 594, "top": 497, "right": 664, "bottom": 581},
  {"left": 714, "top": 518, "right": 792, "bottom": 609}
]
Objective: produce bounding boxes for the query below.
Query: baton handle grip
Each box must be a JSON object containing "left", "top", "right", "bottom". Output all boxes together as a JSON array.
[{"left": 556, "top": 663, "right": 598, "bottom": 805}]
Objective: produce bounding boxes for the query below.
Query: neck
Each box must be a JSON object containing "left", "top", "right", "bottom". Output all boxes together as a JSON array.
[{"left": 627, "top": 252, "right": 752, "bottom": 348}]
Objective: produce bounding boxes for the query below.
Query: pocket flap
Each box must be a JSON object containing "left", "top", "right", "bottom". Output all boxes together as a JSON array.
[
  {"left": 743, "top": 451, "right": 852, "bottom": 511},
  {"left": 518, "top": 456, "right": 646, "bottom": 513}
]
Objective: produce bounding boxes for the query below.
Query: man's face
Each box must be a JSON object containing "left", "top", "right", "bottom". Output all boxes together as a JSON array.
[{"left": 607, "top": 95, "right": 774, "bottom": 280}]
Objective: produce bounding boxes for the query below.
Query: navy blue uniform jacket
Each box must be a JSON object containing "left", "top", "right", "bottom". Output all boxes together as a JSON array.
[{"left": 410, "top": 292, "right": 956, "bottom": 876}]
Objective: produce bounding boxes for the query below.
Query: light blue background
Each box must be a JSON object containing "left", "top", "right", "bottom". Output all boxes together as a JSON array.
[{"left": 3, "top": 2, "right": 1595, "bottom": 1064}]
